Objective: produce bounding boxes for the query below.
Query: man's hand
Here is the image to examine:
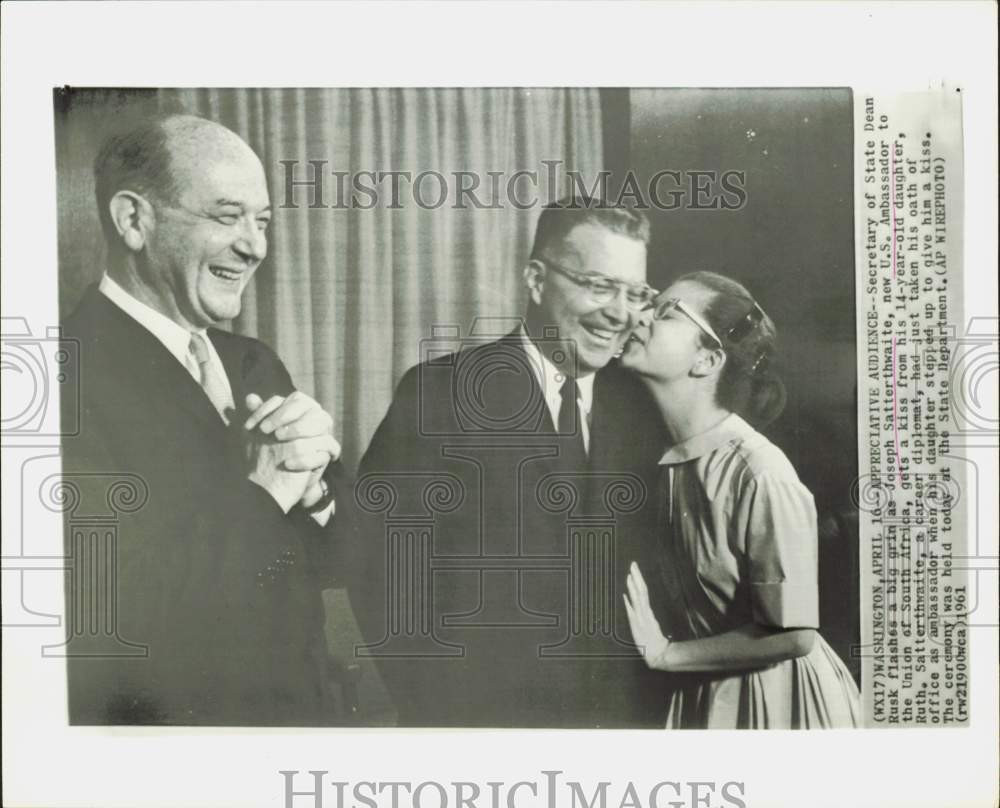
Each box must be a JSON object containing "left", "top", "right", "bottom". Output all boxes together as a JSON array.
[
  {"left": 246, "top": 435, "right": 313, "bottom": 513},
  {"left": 244, "top": 391, "right": 338, "bottom": 445},
  {"left": 244, "top": 392, "right": 341, "bottom": 512},
  {"left": 623, "top": 562, "right": 672, "bottom": 671}
]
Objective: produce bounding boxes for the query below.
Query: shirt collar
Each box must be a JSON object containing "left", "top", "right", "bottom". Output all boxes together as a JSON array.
[
  {"left": 658, "top": 412, "right": 755, "bottom": 465},
  {"left": 517, "top": 324, "right": 594, "bottom": 415},
  {"left": 99, "top": 273, "right": 205, "bottom": 366}
]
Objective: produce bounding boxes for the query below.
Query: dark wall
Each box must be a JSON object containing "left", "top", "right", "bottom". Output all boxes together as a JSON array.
[
  {"left": 625, "top": 89, "right": 859, "bottom": 676},
  {"left": 54, "top": 88, "right": 166, "bottom": 317}
]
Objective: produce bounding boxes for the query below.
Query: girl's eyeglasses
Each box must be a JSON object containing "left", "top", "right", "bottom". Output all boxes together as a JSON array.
[
  {"left": 647, "top": 297, "right": 723, "bottom": 348},
  {"left": 647, "top": 297, "right": 766, "bottom": 348}
]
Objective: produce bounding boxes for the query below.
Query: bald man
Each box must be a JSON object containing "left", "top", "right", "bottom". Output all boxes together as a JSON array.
[{"left": 61, "top": 114, "right": 350, "bottom": 725}]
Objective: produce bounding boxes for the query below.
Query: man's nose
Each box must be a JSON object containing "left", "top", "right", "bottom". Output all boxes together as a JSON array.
[
  {"left": 600, "top": 285, "right": 631, "bottom": 325},
  {"left": 233, "top": 219, "right": 267, "bottom": 263}
]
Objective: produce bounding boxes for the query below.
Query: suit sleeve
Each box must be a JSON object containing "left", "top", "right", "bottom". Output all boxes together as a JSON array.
[
  {"left": 345, "top": 365, "right": 430, "bottom": 717},
  {"left": 347, "top": 365, "right": 421, "bottom": 630},
  {"left": 63, "top": 334, "right": 352, "bottom": 724},
  {"left": 254, "top": 342, "right": 358, "bottom": 589}
]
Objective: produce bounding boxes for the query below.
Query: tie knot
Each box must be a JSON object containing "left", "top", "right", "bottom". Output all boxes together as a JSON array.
[
  {"left": 188, "top": 332, "right": 210, "bottom": 366},
  {"left": 559, "top": 376, "right": 580, "bottom": 403}
]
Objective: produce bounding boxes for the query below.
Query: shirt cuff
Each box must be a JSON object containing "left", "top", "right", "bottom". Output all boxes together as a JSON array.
[{"left": 309, "top": 498, "right": 336, "bottom": 527}]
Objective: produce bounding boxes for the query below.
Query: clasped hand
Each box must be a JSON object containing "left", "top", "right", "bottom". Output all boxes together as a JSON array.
[{"left": 243, "top": 391, "right": 341, "bottom": 513}]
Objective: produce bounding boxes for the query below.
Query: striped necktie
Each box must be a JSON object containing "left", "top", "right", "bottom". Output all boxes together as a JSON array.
[{"left": 188, "top": 332, "right": 234, "bottom": 423}]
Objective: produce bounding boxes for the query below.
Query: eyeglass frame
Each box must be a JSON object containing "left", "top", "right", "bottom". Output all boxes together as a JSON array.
[
  {"left": 646, "top": 297, "right": 767, "bottom": 350},
  {"left": 725, "top": 301, "right": 766, "bottom": 343},
  {"left": 534, "top": 257, "right": 659, "bottom": 312},
  {"left": 646, "top": 297, "right": 724, "bottom": 348}
]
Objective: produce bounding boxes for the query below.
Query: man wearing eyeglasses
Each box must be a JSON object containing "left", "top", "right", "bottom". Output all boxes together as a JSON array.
[
  {"left": 353, "top": 197, "right": 669, "bottom": 728},
  {"left": 521, "top": 203, "right": 658, "bottom": 455}
]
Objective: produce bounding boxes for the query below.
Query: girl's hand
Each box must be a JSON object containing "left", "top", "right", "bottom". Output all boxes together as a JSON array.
[{"left": 623, "top": 562, "right": 671, "bottom": 670}]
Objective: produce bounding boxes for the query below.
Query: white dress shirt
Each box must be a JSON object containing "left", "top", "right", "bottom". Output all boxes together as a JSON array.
[
  {"left": 99, "top": 274, "right": 334, "bottom": 524},
  {"left": 518, "top": 325, "right": 594, "bottom": 454},
  {"left": 99, "top": 274, "right": 234, "bottom": 404}
]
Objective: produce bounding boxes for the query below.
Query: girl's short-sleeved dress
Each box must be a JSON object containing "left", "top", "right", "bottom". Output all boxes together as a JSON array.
[{"left": 654, "top": 413, "right": 860, "bottom": 729}]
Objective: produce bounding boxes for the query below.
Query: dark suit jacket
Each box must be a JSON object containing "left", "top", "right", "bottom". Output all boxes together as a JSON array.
[
  {"left": 60, "top": 286, "right": 349, "bottom": 726},
  {"left": 351, "top": 331, "right": 670, "bottom": 727}
]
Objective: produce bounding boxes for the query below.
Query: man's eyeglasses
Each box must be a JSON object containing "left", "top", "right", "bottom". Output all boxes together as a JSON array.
[{"left": 537, "top": 258, "right": 658, "bottom": 312}]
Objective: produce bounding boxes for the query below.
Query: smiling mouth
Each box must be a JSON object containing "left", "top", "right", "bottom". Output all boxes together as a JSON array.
[
  {"left": 209, "top": 266, "right": 243, "bottom": 283},
  {"left": 582, "top": 324, "right": 624, "bottom": 345}
]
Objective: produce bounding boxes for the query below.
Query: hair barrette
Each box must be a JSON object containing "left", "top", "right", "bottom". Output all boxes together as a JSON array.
[
  {"left": 726, "top": 301, "right": 766, "bottom": 343},
  {"left": 751, "top": 351, "right": 770, "bottom": 375}
]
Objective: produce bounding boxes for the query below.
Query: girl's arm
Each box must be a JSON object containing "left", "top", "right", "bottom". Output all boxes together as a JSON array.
[
  {"left": 660, "top": 622, "right": 815, "bottom": 673},
  {"left": 624, "top": 562, "right": 815, "bottom": 673}
]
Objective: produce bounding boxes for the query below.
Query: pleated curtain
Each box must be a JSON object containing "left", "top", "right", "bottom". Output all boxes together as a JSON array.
[{"left": 59, "top": 88, "right": 605, "bottom": 468}]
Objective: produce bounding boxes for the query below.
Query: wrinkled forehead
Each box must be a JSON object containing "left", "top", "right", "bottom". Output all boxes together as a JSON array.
[
  {"left": 168, "top": 128, "right": 270, "bottom": 211},
  {"left": 552, "top": 222, "right": 648, "bottom": 284}
]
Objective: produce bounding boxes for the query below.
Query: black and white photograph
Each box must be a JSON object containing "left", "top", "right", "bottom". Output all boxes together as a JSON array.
[
  {"left": 53, "top": 86, "right": 861, "bottom": 729},
  {"left": 1, "top": 4, "right": 996, "bottom": 808}
]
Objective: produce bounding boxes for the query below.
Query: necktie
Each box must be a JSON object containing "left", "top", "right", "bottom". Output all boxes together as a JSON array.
[
  {"left": 558, "top": 376, "right": 587, "bottom": 468},
  {"left": 188, "top": 332, "right": 234, "bottom": 423}
]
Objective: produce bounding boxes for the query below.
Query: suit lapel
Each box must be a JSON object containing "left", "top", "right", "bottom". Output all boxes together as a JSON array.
[
  {"left": 209, "top": 328, "right": 295, "bottom": 418},
  {"left": 86, "top": 290, "right": 235, "bottom": 433},
  {"left": 589, "top": 369, "right": 615, "bottom": 472},
  {"left": 581, "top": 368, "right": 629, "bottom": 510},
  {"left": 473, "top": 333, "right": 553, "bottom": 435},
  {"left": 208, "top": 327, "right": 249, "bottom": 413}
]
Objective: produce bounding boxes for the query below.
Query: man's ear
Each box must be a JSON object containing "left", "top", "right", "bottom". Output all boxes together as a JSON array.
[
  {"left": 523, "top": 260, "right": 544, "bottom": 306},
  {"left": 690, "top": 346, "right": 726, "bottom": 379},
  {"left": 108, "top": 191, "right": 154, "bottom": 253}
]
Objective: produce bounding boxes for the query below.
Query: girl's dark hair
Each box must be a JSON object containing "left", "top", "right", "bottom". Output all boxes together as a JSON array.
[{"left": 676, "top": 271, "right": 786, "bottom": 427}]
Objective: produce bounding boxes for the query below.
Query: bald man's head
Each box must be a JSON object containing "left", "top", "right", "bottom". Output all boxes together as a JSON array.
[
  {"left": 158, "top": 115, "right": 264, "bottom": 199},
  {"left": 94, "top": 113, "right": 272, "bottom": 329},
  {"left": 93, "top": 113, "right": 264, "bottom": 247}
]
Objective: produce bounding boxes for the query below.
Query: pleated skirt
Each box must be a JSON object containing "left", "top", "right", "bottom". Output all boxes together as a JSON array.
[{"left": 663, "top": 636, "right": 861, "bottom": 729}]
